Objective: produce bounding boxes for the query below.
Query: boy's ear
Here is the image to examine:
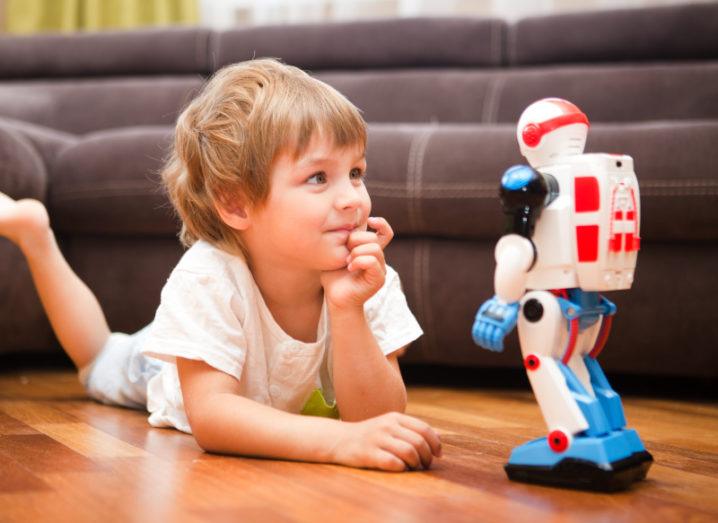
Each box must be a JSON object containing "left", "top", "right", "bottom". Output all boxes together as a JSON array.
[{"left": 214, "top": 199, "right": 251, "bottom": 231}]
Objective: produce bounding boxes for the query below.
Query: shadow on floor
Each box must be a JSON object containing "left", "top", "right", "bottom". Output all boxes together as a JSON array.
[{"left": 3, "top": 351, "right": 716, "bottom": 401}]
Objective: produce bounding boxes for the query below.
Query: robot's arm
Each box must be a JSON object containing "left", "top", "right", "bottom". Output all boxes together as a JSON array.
[
  {"left": 472, "top": 235, "right": 534, "bottom": 352},
  {"left": 494, "top": 234, "right": 535, "bottom": 303},
  {"left": 494, "top": 163, "right": 556, "bottom": 300},
  {"left": 473, "top": 165, "right": 551, "bottom": 352}
]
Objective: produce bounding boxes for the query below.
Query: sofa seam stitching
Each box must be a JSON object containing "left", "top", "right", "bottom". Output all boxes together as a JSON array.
[{"left": 409, "top": 127, "right": 437, "bottom": 232}]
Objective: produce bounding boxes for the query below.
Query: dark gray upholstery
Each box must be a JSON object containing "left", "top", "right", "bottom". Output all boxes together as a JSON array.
[
  {"left": 0, "top": 27, "right": 212, "bottom": 78},
  {"left": 510, "top": 3, "right": 718, "bottom": 65},
  {"left": 0, "top": 77, "right": 204, "bottom": 133},
  {"left": 0, "top": 124, "right": 48, "bottom": 201},
  {"left": 1, "top": 3, "right": 717, "bottom": 378},
  {"left": 214, "top": 17, "right": 506, "bottom": 70}
]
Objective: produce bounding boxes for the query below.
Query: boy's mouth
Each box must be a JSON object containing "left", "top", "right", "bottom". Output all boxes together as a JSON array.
[{"left": 327, "top": 223, "right": 358, "bottom": 233}]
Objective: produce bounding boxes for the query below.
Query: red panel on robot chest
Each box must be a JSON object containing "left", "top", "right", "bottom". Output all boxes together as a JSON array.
[
  {"left": 576, "top": 224, "right": 599, "bottom": 262},
  {"left": 574, "top": 176, "right": 600, "bottom": 212}
]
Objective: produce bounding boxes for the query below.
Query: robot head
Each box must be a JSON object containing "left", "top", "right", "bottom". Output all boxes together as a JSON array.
[{"left": 517, "top": 98, "right": 589, "bottom": 168}]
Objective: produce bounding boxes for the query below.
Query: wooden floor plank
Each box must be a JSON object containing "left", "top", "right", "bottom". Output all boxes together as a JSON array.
[
  {"left": 0, "top": 451, "right": 51, "bottom": 493},
  {"left": 0, "top": 369, "right": 716, "bottom": 523},
  {"left": 0, "top": 410, "right": 39, "bottom": 436},
  {"left": 0, "top": 433, "right": 106, "bottom": 474},
  {"left": 58, "top": 400, "right": 205, "bottom": 461},
  {"left": 0, "top": 401, "right": 149, "bottom": 459}
]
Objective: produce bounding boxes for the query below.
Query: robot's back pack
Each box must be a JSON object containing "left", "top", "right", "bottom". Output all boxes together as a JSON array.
[{"left": 527, "top": 153, "right": 640, "bottom": 292}]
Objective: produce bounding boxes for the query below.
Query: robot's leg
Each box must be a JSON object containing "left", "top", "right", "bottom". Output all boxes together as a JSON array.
[
  {"left": 505, "top": 292, "right": 650, "bottom": 491},
  {"left": 580, "top": 317, "right": 653, "bottom": 478},
  {"left": 583, "top": 355, "right": 653, "bottom": 480},
  {"left": 515, "top": 291, "right": 590, "bottom": 440},
  {"left": 583, "top": 356, "right": 626, "bottom": 431}
]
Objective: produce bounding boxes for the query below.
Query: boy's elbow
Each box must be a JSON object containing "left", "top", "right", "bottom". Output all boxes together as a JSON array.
[
  {"left": 187, "top": 416, "right": 216, "bottom": 452},
  {"left": 186, "top": 409, "right": 219, "bottom": 453},
  {"left": 394, "top": 381, "right": 408, "bottom": 413},
  {"left": 191, "top": 424, "right": 227, "bottom": 455},
  {"left": 191, "top": 425, "right": 215, "bottom": 453}
]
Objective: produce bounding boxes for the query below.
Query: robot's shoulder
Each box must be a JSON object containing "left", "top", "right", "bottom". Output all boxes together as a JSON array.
[
  {"left": 501, "top": 165, "right": 539, "bottom": 191},
  {"left": 499, "top": 165, "right": 552, "bottom": 239}
]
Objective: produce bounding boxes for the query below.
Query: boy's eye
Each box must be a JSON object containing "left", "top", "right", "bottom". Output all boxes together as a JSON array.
[
  {"left": 307, "top": 171, "right": 327, "bottom": 184},
  {"left": 350, "top": 168, "right": 365, "bottom": 180}
]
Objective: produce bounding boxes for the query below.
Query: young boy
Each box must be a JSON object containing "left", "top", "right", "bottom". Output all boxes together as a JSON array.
[{"left": 0, "top": 58, "right": 442, "bottom": 472}]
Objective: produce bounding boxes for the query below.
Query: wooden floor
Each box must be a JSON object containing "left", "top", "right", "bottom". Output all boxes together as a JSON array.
[{"left": 1, "top": 370, "right": 717, "bottom": 523}]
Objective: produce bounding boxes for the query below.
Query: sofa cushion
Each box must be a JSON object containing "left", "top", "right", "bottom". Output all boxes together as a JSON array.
[
  {"left": 318, "top": 70, "right": 495, "bottom": 123},
  {"left": 2, "top": 64, "right": 715, "bottom": 134},
  {"left": 48, "top": 122, "right": 718, "bottom": 243},
  {"left": 366, "top": 122, "right": 718, "bottom": 242},
  {"left": 509, "top": 3, "right": 718, "bottom": 65},
  {"left": 488, "top": 63, "right": 718, "bottom": 124},
  {"left": 0, "top": 28, "right": 211, "bottom": 79},
  {"left": 0, "top": 117, "right": 77, "bottom": 169},
  {"left": 50, "top": 126, "right": 178, "bottom": 235},
  {"left": 214, "top": 17, "right": 506, "bottom": 71},
  {"left": 0, "top": 121, "right": 48, "bottom": 201},
  {"left": 0, "top": 76, "right": 204, "bottom": 134},
  {"left": 388, "top": 236, "right": 718, "bottom": 378},
  {"left": 317, "top": 63, "right": 718, "bottom": 125}
]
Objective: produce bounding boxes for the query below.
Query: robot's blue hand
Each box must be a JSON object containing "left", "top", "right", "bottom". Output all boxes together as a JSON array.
[{"left": 472, "top": 297, "right": 519, "bottom": 352}]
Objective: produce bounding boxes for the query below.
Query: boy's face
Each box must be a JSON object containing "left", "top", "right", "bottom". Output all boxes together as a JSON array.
[{"left": 244, "top": 132, "right": 371, "bottom": 272}]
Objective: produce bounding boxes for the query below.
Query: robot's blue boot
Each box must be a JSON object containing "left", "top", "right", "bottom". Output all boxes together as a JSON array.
[
  {"left": 505, "top": 432, "right": 652, "bottom": 492},
  {"left": 583, "top": 355, "right": 653, "bottom": 478},
  {"left": 504, "top": 361, "right": 652, "bottom": 491}
]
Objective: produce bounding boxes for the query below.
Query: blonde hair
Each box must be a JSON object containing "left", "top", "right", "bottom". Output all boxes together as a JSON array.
[{"left": 161, "top": 58, "right": 367, "bottom": 256}]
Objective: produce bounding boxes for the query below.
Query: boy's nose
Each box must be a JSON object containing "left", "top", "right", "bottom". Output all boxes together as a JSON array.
[{"left": 335, "top": 183, "right": 363, "bottom": 210}]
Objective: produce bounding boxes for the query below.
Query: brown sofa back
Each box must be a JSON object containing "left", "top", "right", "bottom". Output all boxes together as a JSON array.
[
  {"left": 510, "top": 2, "right": 718, "bottom": 65},
  {"left": 1, "top": 3, "right": 717, "bottom": 133}
]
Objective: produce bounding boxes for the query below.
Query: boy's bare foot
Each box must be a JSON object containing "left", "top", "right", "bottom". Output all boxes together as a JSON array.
[{"left": 0, "top": 192, "right": 51, "bottom": 254}]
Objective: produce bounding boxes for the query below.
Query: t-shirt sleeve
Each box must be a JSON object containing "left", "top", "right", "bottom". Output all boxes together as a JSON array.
[
  {"left": 140, "top": 269, "right": 247, "bottom": 381},
  {"left": 364, "top": 265, "right": 423, "bottom": 356}
]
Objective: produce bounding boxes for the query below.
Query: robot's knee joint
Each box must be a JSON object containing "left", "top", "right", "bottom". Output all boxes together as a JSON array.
[{"left": 523, "top": 298, "right": 544, "bottom": 322}]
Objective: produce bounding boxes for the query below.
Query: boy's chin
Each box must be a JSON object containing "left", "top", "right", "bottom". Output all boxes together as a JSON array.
[
  {"left": 321, "top": 257, "right": 349, "bottom": 272},
  {"left": 318, "top": 249, "right": 351, "bottom": 271}
]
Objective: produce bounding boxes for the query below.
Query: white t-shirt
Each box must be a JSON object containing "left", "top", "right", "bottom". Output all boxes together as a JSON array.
[{"left": 140, "top": 240, "right": 423, "bottom": 434}]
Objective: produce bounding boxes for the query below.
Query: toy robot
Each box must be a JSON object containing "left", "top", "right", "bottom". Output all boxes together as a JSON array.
[{"left": 472, "top": 98, "right": 653, "bottom": 491}]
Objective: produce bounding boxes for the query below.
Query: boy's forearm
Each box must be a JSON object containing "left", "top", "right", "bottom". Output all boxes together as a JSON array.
[
  {"left": 329, "top": 305, "right": 408, "bottom": 421},
  {"left": 191, "top": 392, "right": 342, "bottom": 462}
]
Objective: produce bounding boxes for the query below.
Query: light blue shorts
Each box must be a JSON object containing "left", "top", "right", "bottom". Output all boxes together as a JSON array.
[{"left": 77, "top": 325, "right": 165, "bottom": 410}]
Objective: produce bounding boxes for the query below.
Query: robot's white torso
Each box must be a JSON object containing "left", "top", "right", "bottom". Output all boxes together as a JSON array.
[{"left": 527, "top": 153, "right": 640, "bottom": 292}]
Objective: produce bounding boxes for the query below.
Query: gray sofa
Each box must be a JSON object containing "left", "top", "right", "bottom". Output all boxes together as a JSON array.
[{"left": 1, "top": 3, "right": 717, "bottom": 379}]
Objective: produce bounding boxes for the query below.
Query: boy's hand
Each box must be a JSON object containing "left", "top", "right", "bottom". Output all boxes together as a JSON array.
[
  {"left": 321, "top": 217, "right": 394, "bottom": 310},
  {"left": 330, "top": 412, "right": 442, "bottom": 472}
]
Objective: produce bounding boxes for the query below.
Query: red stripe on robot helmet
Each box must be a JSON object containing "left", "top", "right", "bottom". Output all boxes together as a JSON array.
[{"left": 521, "top": 111, "right": 590, "bottom": 148}]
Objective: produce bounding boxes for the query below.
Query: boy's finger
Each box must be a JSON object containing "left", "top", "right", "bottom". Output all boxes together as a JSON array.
[
  {"left": 347, "top": 256, "right": 386, "bottom": 279},
  {"left": 393, "top": 426, "right": 433, "bottom": 469},
  {"left": 374, "top": 449, "right": 407, "bottom": 472},
  {"left": 347, "top": 231, "right": 379, "bottom": 250},
  {"left": 347, "top": 243, "right": 385, "bottom": 266},
  {"left": 367, "top": 217, "right": 394, "bottom": 249},
  {"left": 398, "top": 415, "right": 443, "bottom": 457},
  {"left": 381, "top": 438, "right": 422, "bottom": 470}
]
